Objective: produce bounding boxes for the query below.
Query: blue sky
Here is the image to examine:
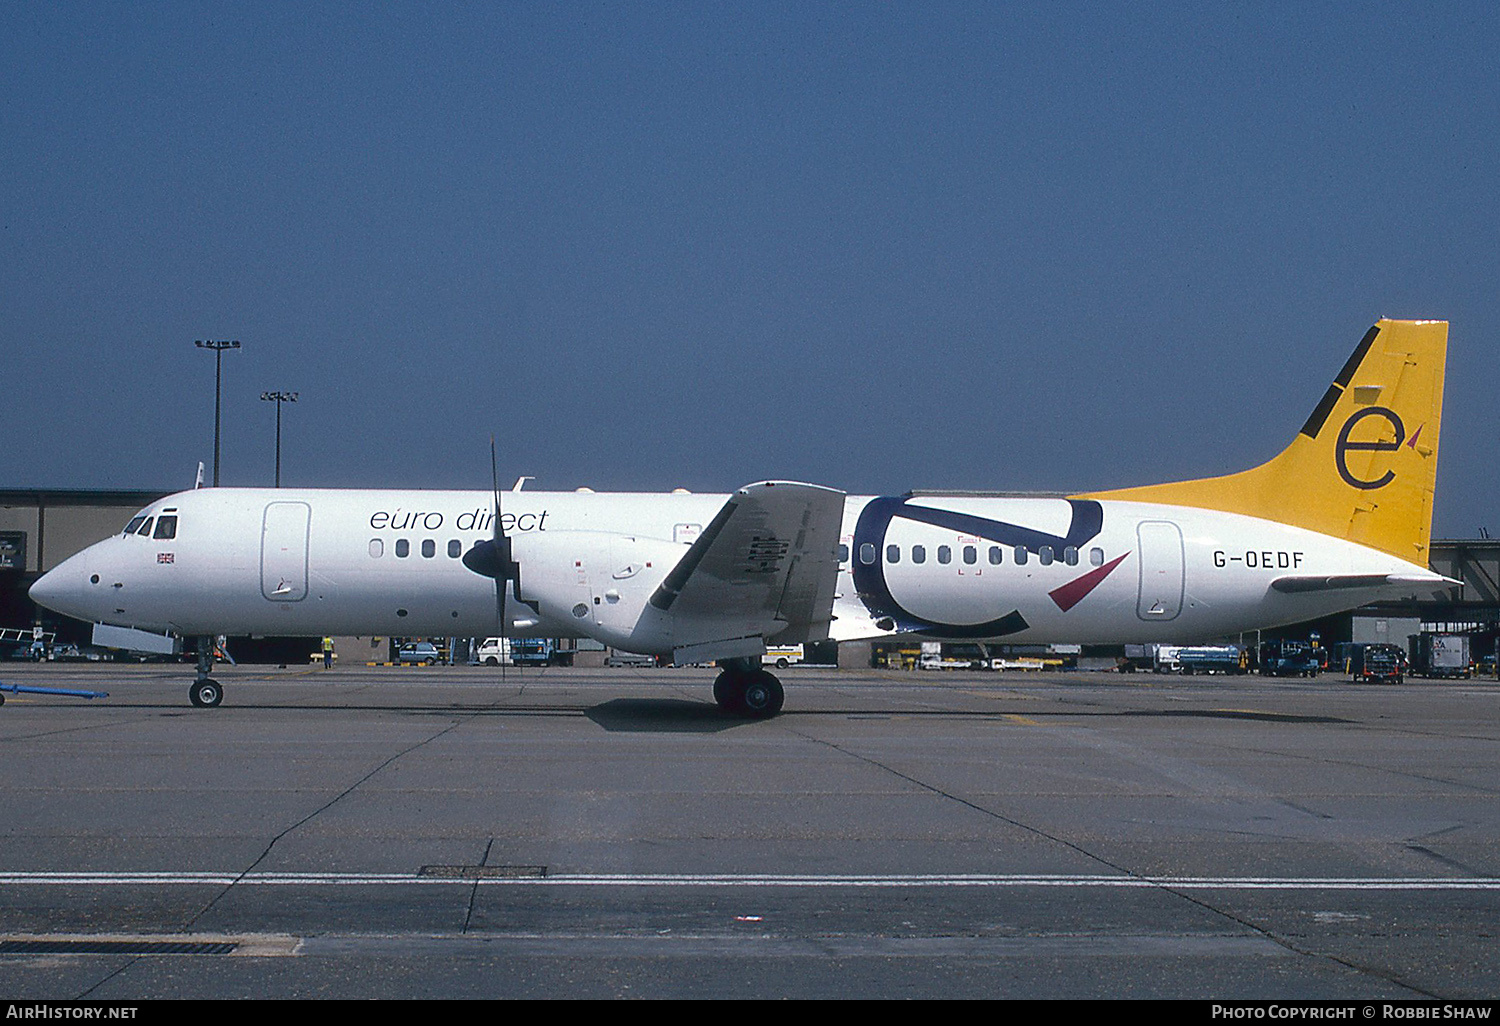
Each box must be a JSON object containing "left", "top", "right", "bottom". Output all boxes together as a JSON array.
[{"left": 2, "top": 3, "right": 1495, "bottom": 537}]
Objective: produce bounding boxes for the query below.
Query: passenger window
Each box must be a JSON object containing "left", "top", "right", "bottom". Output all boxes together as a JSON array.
[
  {"left": 153, "top": 516, "right": 178, "bottom": 540},
  {"left": 988, "top": 546, "right": 1003, "bottom": 565},
  {"left": 938, "top": 545, "right": 952, "bottom": 565},
  {"left": 369, "top": 539, "right": 384, "bottom": 558},
  {"left": 1014, "top": 546, "right": 1028, "bottom": 565},
  {"left": 124, "top": 516, "right": 147, "bottom": 536},
  {"left": 838, "top": 544, "right": 849, "bottom": 563},
  {"left": 136, "top": 517, "right": 154, "bottom": 537},
  {"left": 886, "top": 544, "right": 900, "bottom": 564},
  {"left": 395, "top": 539, "right": 410, "bottom": 558},
  {"left": 859, "top": 543, "right": 876, "bottom": 565},
  {"left": 448, "top": 540, "right": 462, "bottom": 558},
  {"left": 421, "top": 539, "right": 436, "bottom": 558},
  {"left": 963, "top": 545, "right": 977, "bottom": 565},
  {"left": 1064, "top": 546, "right": 1078, "bottom": 566},
  {"left": 912, "top": 545, "right": 926, "bottom": 564},
  {"left": 1039, "top": 546, "right": 1054, "bottom": 565},
  {"left": 1090, "top": 547, "right": 1105, "bottom": 566}
]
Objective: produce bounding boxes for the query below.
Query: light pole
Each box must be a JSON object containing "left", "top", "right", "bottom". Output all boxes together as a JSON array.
[
  {"left": 195, "top": 340, "right": 240, "bottom": 486},
  {"left": 260, "top": 391, "right": 298, "bottom": 487}
]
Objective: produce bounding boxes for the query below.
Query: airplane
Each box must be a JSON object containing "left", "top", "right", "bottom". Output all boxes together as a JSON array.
[{"left": 29, "top": 318, "right": 1454, "bottom": 716}]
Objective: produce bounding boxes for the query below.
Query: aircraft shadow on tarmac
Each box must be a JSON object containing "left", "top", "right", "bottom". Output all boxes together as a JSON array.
[
  {"left": 47, "top": 697, "right": 752, "bottom": 733},
  {"left": 7, "top": 696, "right": 1354, "bottom": 728},
  {"left": 584, "top": 698, "right": 747, "bottom": 733},
  {"left": 1119, "top": 709, "right": 1351, "bottom": 724}
]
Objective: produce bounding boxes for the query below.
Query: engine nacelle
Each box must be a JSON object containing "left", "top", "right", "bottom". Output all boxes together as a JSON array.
[{"left": 511, "top": 530, "right": 688, "bottom": 654}]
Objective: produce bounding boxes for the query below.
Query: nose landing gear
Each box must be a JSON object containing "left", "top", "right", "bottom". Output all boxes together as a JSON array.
[
  {"left": 190, "top": 637, "right": 223, "bottom": 707},
  {"left": 712, "top": 658, "right": 785, "bottom": 718}
]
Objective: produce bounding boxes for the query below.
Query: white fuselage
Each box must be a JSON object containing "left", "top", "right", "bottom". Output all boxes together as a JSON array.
[{"left": 30, "top": 486, "right": 1439, "bottom": 652}]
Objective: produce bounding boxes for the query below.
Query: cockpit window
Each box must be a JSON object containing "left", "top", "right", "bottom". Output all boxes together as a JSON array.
[
  {"left": 124, "top": 516, "right": 147, "bottom": 536},
  {"left": 153, "top": 515, "right": 178, "bottom": 540},
  {"left": 136, "top": 517, "right": 155, "bottom": 537}
]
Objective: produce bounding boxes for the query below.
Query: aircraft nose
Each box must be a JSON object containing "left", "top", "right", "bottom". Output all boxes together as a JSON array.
[
  {"left": 28, "top": 568, "right": 63, "bottom": 610},
  {"left": 29, "top": 557, "right": 95, "bottom": 621}
]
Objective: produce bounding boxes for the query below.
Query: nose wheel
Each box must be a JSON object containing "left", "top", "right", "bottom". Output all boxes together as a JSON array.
[
  {"left": 190, "top": 636, "right": 224, "bottom": 708},
  {"left": 712, "top": 664, "right": 785, "bottom": 718}
]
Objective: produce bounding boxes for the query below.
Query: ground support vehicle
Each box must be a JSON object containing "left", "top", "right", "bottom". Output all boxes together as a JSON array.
[
  {"left": 918, "top": 642, "right": 990, "bottom": 670},
  {"left": 1344, "top": 643, "right": 1406, "bottom": 684},
  {"left": 472, "top": 637, "right": 511, "bottom": 666},
  {"left": 765, "top": 645, "right": 804, "bottom": 669},
  {"left": 512, "top": 638, "right": 575, "bottom": 667},
  {"left": 1259, "top": 639, "right": 1322, "bottom": 677},
  {"left": 605, "top": 650, "right": 655, "bottom": 667},
  {"left": 1177, "top": 646, "right": 1249, "bottom": 675},
  {"left": 1409, "top": 633, "right": 1472, "bottom": 679},
  {"left": 1153, "top": 645, "right": 1185, "bottom": 673}
]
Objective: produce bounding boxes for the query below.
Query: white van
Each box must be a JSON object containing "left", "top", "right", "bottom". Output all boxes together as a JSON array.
[
  {"left": 765, "top": 645, "right": 804, "bottom": 669},
  {"left": 473, "top": 638, "right": 511, "bottom": 666}
]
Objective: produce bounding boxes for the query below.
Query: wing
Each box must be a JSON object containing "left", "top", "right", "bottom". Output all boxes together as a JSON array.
[{"left": 649, "top": 481, "right": 845, "bottom": 663}]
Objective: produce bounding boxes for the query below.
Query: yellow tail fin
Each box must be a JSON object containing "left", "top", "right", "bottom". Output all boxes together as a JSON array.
[{"left": 1078, "top": 319, "right": 1448, "bottom": 562}]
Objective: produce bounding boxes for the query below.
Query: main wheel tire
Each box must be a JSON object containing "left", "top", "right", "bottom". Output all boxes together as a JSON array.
[
  {"left": 739, "top": 669, "right": 784, "bottom": 718},
  {"left": 712, "top": 671, "right": 737, "bottom": 711},
  {"left": 190, "top": 679, "right": 223, "bottom": 708}
]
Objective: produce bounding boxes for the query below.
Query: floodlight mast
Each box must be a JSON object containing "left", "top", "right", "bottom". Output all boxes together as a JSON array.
[
  {"left": 260, "top": 391, "right": 299, "bottom": 488},
  {"left": 195, "top": 340, "right": 241, "bottom": 487}
]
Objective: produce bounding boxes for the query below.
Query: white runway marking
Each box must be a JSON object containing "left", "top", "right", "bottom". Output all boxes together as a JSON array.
[{"left": 0, "top": 872, "right": 1497, "bottom": 890}]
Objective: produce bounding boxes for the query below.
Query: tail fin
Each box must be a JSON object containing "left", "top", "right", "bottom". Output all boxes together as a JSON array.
[{"left": 1079, "top": 319, "right": 1448, "bottom": 562}]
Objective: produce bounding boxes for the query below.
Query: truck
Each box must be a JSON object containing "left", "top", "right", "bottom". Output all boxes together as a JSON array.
[
  {"left": 1408, "top": 633, "right": 1472, "bottom": 679},
  {"left": 1176, "top": 646, "right": 1248, "bottom": 675},
  {"left": 472, "top": 637, "right": 511, "bottom": 666},
  {"left": 1153, "top": 645, "right": 1184, "bottom": 673},
  {"left": 512, "top": 638, "right": 554, "bottom": 667},
  {"left": 918, "top": 641, "right": 977, "bottom": 670},
  {"left": 918, "top": 642, "right": 999, "bottom": 671},
  {"left": 511, "top": 638, "right": 575, "bottom": 667},
  {"left": 1258, "top": 639, "right": 1322, "bottom": 677}
]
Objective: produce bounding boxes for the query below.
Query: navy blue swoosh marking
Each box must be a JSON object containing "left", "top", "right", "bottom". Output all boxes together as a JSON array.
[
  {"left": 851, "top": 497, "right": 1104, "bottom": 638},
  {"left": 890, "top": 500, "right": 1103, "bottom": 552}
]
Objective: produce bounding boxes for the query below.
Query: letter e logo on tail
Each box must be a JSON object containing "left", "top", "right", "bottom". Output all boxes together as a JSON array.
[{"left": 1335, "top": 407, "right": 1405, "bottom": 490}]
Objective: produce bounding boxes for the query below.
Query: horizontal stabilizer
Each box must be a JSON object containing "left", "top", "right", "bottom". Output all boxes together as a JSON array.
[{"left": 1271, "top": 573, "right": 1456, "bottom": 594}]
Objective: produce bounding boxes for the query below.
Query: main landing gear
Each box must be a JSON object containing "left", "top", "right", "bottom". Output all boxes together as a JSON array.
[
  {"left": 190, "top": 636, "right": 223, "bottom": 708},
  {"left": 712, "top": 657, "right": 785, "bottom": 718}
]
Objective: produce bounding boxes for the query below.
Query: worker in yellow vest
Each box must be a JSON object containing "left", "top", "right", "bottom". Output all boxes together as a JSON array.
[{"left": 322, "top": 636, "right": 334, "bottom": 669}]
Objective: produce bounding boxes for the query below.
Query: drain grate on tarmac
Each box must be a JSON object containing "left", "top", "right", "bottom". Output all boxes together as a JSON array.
[
  {"left": 0, "top": 939, "right": 238, "bottom": 955},
  {"left": 418, "top": 864, "right": 548, "bottom": 880}
]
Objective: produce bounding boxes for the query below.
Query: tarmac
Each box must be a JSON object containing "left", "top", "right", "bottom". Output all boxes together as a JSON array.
[{"left": 0, "top": 661, "right": 1496, "bottom": 999}]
